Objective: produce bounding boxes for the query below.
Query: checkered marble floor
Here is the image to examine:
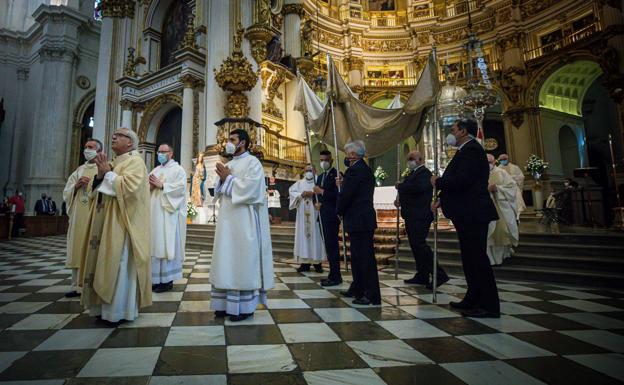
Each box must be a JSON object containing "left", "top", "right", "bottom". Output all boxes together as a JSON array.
[{"left": 0, "top": 236, "right": 623, "bottom": 385}]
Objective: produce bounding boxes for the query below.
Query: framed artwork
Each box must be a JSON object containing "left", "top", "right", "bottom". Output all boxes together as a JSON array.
[{"left": 369, "top": 0, "right": 395, "bottom": 11}]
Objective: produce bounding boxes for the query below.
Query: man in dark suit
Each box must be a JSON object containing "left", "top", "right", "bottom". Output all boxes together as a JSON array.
[
  {"left": 336, "top": 140, "right": 381, "bottom": 305},
  {"left": 314, "top": 150, "right": 342, "bottom": 286},
  {"left": 46, "top": 197, "right": 57, "bottom": 215},
  {"left": 432, "top": 118, "right": 500, "bottom": 318},
  {"left": 396, "top": 150, "right": 448, "bottom": 289},
  {"left": 34, "top": 193, "right": 48, "bottom": 215}
]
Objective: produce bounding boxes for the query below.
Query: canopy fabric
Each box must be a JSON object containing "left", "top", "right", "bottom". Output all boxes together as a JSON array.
[{"left": 294, "top": 54, "right": 439, "bottom": 158}]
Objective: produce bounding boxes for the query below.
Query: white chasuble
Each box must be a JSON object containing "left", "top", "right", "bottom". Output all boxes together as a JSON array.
[
  {"left": 487, "top": 166, "right": 519, "bottom": 265},
  {"left": 500, "top": 163, "right": 527, "bottom": 219},
  {"left": 149, "top": 160, "right": 187, "bottom": 283},
  {"left": 289, "top": 178, "right": 326, "bottom": 263},
  {"left": 63, "top": 162, "right": 98, "bottom": 270},
  {"left": 210, "top": 152, "right": 274, "bottom": 291}
]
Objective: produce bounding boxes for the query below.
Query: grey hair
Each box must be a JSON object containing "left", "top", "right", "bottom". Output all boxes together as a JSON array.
[
  {"left": 344, "top": 140, "right": 366, "bottom": 158},
  {"left": 119, "top": 127, "right": 139, "bottom": 150},
  {"left": 85, "top": 138, "right": 103, "bottom": 151}
]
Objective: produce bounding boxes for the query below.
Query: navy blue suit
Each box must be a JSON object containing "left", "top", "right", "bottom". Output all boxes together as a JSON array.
[
  {"left": 435, "top": 139, "right": 500, "bottom": 313},
  {"left": 397, "top": 166, "right": 447, "bottom": 280},
  {"left": 316, "top": 167, "right": 342, "bottom": 282},
  {"left": 337, "top": 159, "right": 381, "bottom": 303}
]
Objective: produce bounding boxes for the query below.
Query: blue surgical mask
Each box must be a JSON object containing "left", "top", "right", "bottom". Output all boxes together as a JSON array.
[
  {"left": 157, "top": 153, "right": 168, "bottom": 165},
  {"left": 500, "top": 160, "right": 509, "bottom": 166},
  {"left": 344, "top": 158, "right": 351, "bottom": 167}
]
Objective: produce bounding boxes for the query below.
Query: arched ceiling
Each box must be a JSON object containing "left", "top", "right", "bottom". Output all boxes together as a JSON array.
[{"left": 538, "top": 60, "right": 602, "bottom": 116}]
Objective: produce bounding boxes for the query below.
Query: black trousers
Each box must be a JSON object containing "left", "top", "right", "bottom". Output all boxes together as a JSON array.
[
  {"left": 404, "top": 217, "right": 447, "bottom": 280},
  {"left": 11, "top": 213, "right": 24, "bottom": 237},
  {"left": 453, "top": 220, "right": 500, "bottom": 313},
  {"left": 321, "top": 217, "right": 342, "bottom": 282},
  {"left": 348, "top": 230, "right": 381, "bottom": 302}
]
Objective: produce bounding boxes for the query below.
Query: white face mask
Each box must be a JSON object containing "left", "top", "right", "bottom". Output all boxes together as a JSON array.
[
  {"left": 225, "top": 142, "right": 238, "bottom": 155},
  {"left": 320, "top": 161, "right": 330, "bottom": 171},
  {"left": 84, "top": 149, "right": 97, "bottom": 161},
  {"left": 446, "top": 133, "right": 457, "bottom": 147},
  {"left": 407, "top": 160, "right": 418, "bottom": 170},
  {"left": 304, "top": 171, "right": 314, "bottom": 180}
]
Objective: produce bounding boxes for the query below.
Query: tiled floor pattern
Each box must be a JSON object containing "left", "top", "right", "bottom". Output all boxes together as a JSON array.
[{"left": 0, "top": 235, "right": 623, "bottom": 384}]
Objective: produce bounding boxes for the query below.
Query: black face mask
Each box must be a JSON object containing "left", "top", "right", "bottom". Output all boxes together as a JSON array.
[{"left": 344, "top": 158, "right": 351, "bottom": 167}]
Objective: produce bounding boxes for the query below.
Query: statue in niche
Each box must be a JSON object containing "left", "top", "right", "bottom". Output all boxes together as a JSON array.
[
  {"left": 190, "top": 152, "right": 206, "bottom": 207},
  {"left": 258, "top": 0, "right": 271, "bottom": 25},
  {"left": 266, "top": 36, "right": 283, "bottom": 63}
]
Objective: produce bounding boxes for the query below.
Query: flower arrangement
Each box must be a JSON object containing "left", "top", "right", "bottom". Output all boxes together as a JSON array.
[
  {"left": 187, "top": 201, "right": 198, "bottom": 219},
  {"left": 525, "top": 154, "right": 549, "bottom": 180},
  {"left": 401, "top": 167, "right": 411, "bottom": 178},
  {"left": 374, "top": 166, "right": 388, "bottom": 186}
]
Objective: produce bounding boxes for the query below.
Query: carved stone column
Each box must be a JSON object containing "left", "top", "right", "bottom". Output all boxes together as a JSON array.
[
  {"left": 120, "top": 99, "right": 133, "bottom": 129},
  {"left": 181, "top": 75, "right": 196, "bottom": 173},
  {"left": 282, "top": 2, "right": 304, "bottom": 58}
]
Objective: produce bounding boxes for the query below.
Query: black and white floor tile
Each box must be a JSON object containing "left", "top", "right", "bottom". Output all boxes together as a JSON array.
[{"left": 0, "top": 235, "right": 623, "bottom": 384}]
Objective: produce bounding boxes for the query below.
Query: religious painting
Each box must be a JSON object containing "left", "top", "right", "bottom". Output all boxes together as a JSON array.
[
  {"left": 160, "top": 1, "right": 191, "bottom": 68},
  {"left": 369, "top": 0, "right": 395, "bottom": 11}
]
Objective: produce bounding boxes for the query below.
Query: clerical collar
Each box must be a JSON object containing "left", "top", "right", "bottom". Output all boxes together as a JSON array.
[
  {"left": 458, "top": 138, "right": 474, "bottom": 151},
  {"left": 234, "top": 151, "right": 250, "bottom": 159}
]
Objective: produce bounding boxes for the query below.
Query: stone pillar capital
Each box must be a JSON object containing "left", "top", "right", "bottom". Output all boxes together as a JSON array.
[{"left": 282, "top": 4, "right": 305, "bottom": 17}]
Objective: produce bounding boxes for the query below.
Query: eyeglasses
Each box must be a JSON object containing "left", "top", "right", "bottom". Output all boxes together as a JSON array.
[{"left": 113, "top": 133, "right": 131, "bottom": 139}]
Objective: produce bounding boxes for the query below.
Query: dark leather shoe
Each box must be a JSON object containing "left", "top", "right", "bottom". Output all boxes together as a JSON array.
[
  {"left": 321, "top": 279, "right": 342, "bottom": 287},
  {"left": 314, "top": 264, "right": 324, "bottom": 273},
  {"left": 404, "top": 275, "right": 429, "bottom": 285},
  {"left": 340, "top": 291, "right": 355, "bottom": 298},
  {"left": 296, "top": 264, "right": 311, "bottom": 273},
  {"left": 461, "top": 308, "right": 500, "bottom": 318},
  {"left": 229, "top": 313, "right": 253, "bottom": 322},
  {"left": 214, "top": 311, "right": 227, "bottom": 318},
  {"left": 450, "top": 301, "right": 473, "bottom": 310},
  {"left": 426, "top": 275, "right": 450, "bottom": 290},
  {"left": 352, "top": 296, "right": 381, "bottom": 306},
  {"left": 64, "top": 291, "right": 80, "bottom": 298}
]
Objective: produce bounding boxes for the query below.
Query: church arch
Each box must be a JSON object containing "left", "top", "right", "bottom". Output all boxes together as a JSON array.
[
  {"left": 70, "top": 90, "right": 96, "bottom": 172},
  {"left": 138, "top": 93, "right": 183, "bottom": 143}
]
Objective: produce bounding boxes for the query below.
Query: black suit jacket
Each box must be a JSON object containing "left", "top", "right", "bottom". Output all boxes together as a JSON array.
[
  {"left": 435, "top": 140, "right": 498, "bottom": 223},
  {"left": 316, "top": 167, "right": 339, "bottom": 223},
  {"left": 337, "top": 160, "right": 377, "bottom": 233},
  {"left": 397, "top": 166, "right": 434, "bottom": 222},
  {"left": 34, "top": 199, "right": 45, "bottom": 215}
]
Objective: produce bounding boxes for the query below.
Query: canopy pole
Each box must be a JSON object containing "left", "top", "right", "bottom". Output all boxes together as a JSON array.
[
  {"left": 326, "top": 52, "right": 349, "bottom": 273},
  {"left": 431, "top": 46, "right": 440, "bottom": 304},
  {"left": 394, "top": 142, "right": 401, "bottom": 280}
]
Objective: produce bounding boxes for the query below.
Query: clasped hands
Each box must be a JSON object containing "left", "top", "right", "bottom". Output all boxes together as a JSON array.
[
  {"left": 215, "top": 162, "right": 231, "bottom": 183},
  {"left": 149, "top": 174, "right": 163, "bottom": 190}
]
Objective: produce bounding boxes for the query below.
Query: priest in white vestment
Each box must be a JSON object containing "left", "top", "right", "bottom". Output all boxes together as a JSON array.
[
  {"left": 149, "top": 143, "right": 187, "bottom": 293},
  {"left": 498, "top": 153, "right": 526, "bottom": 219},
  {"left": 210, "top": 129, "right": 274, "bottom": 322},
  {"left": 487, "top": 154, "right": 519, "bottom": 265},
  {"left": 62, "top": 138, "right": 102, "bottom": 298},
  {"left": 81, "top": 128, "right": 152, "bottom": 325},
  {"left": 289, "top": 165, "right": 325, "bottom": 273}
]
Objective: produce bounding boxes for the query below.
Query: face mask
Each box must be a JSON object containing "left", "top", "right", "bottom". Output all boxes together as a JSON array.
[
  {"left": 499, "top": 160, "right": 508, "bottom": 166},
  {"left": 344, "top": 158, "right": 352, "bottom": 167},
  {"left": 157, "top": 153, "right": 168, "bottom": 165},
  {"left": 407, "top": 160, "right": 418, "bottom": 170},
  {"left": 446, "top": 133, "right": 457, "bottom": 147},
  {"left": 305, "top": 171, "right": 314, "bottom": 180},
  {"left": 320, "top": 161, "right": 330, "bottom": 170},
  {"left": 84, "top": 149, "right": 97, "bottom": 161},
  {"left": 564, "top": 182, "right": 570, "bottom": 187},
  {"left": 225, "top": 142, "right": 238, "bottom": 155}
]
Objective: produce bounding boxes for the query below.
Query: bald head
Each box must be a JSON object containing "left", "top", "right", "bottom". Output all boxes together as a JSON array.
[{"left": 407, "top": 150, "right": 424, "bottom": 165}]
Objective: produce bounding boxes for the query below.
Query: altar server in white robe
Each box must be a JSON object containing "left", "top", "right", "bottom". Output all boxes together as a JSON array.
[
  {"left": 210, "top": 129, "right": 274, "bottom": 322},
  {"left": 81, "top": 128, "right": 151, "bottom": 325},
  {"left": 498, "top": 153, "right": 526, "bottom": 219},
  {"left": 486, "top": 154, "right": 519, "bottom": 265},
  {"left": 289, "top": 164, "right": 326, "bottom": 273},
  {"left": 62, "top": 138, "right": 102, "bottom": 298},
  {"left": 149, "top": 143, "right": 187, "bottom": 293}
]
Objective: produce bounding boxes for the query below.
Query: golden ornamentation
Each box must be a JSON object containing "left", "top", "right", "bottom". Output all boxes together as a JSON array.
[
  {"left": 351, "top": 34, "right": 361, "bottom": 48},
  {"left": 502, "top": 107, "right": 526, "bottom": 128},
  {"left": 301, "top": 18, "right": 314, "bottom": 57},
  {"left": 496, "top": 32, "right": 525, "bottom": 51},
  {"left": 364, "top": 38, "right": 412, "bottom": 52},
  {"left": 263, "top": 100, "right": 283, "bottom": 119},
  {"left": 180, "top": 13, "right": 197, "bottom": 50},
  {"left": 119, "top": 99, "right": 133, "bottom": 110},
  {"left": 497, "top": 66, "right": 525, "bottom": 106},
  {"left": 181, "top": 74, "right": 195, "bottom": 89},
  {"left": 521, "top": 0, "right": 559, "bottom": 19},
  {"left": 282, "top": 3, "right": 305, "bottom": 17},
  {"left": 101, "top": 0, "right": 135, "bottom": 18},
  {"left": 343, "top": 56, "right": 364, "bottom": 72},
  {"left": 214, "top": 24, "right": 259, "bottom": 118},
  {"left": 245, "top": 24, "right": 274, "bottom": 65},
  {"left": 123, "top": 47, "right": 137, "bottom": 77},
  {"left": 433, "top": 18, "right": 495, "bottom": 45},
  {"left": 483, "top": 138, "right": 499, "bottom": 151},
  {"left": 417, "top": 33, "right": 430, "bottom": 46},
  {"left": 137, "top": 93, "right": 183, "bottom": 141},
  {"left": 257, "top": 0, "right": 271, "bottom": 25},
  {"left": 297, "top": 57, "right": 315, "bottom": 85},
  {"left": 314, "top": 28, "right": 343, "bottom": 49},
  {"left": 497, "top": 7, "right": 512, "bottom": 24}
]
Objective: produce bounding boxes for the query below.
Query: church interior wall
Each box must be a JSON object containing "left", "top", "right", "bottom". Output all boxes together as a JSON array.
[{"left": 539, "top": 108, "right": 585, "bottom": 180}]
